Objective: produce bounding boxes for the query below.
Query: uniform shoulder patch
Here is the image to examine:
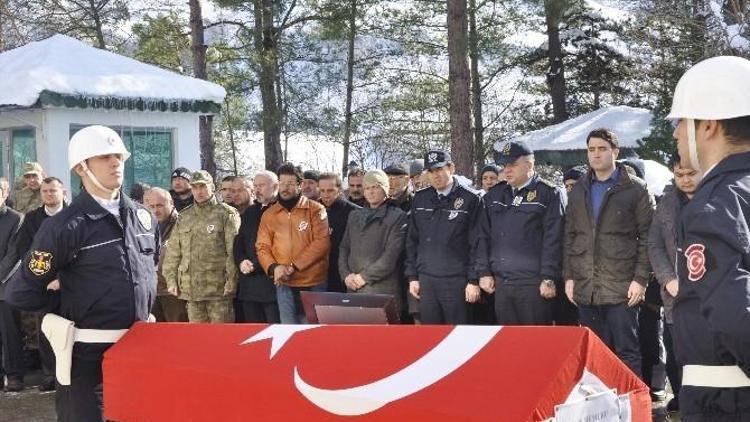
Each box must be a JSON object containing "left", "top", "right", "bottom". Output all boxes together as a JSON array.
[
  {"left": 29, "top": 250, "right": 53, "bottom": 276},
  {"left": 136, "top": 208, "right": 152, "bottom": 231},
  {"left": 684, "top": 243, "right": 707, "bottom": 282}
]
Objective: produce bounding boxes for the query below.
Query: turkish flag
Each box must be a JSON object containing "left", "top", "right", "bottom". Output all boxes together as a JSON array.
[{"left": 103, "top": 324, "right": 650, "bottom": 421}]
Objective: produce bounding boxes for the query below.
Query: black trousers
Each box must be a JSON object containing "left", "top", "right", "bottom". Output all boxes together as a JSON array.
[
  {"left": 664, "top": 323, "right": 681, "bottom": 400},
  {"left": 241, "top": 300, "right": 280, "bottom": 324},
  {"left": 37, "top": 313, "right": 55, "bottom": 378},
  {"left": 639, "top": 303, "right": 666, "bottom": 391},
  {"left": 494, "top": 281, "right": 552, "bottom": 325},
  {"left": 0, "top": 300, "right": 25, "bottom": 378},
  {"left": 56, "top": 358, "right": 103, "bottom": 422},
  {"left": 418, "top": 275, "right": 468, "bottom": 325},
  {"left": 553, "top": 280, "right": 579, "bottom": 325},
  {"left": 579, "top": 303, "right": 642, "bottom": 378}
]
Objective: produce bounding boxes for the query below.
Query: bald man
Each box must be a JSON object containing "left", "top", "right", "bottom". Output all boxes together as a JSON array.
[{"left": 144, "top": 188, "right": 187, "bottom": 322}]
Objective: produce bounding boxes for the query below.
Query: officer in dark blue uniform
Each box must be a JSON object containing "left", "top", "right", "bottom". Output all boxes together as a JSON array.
[
  {"left": 5, "top": 125, "right": 158, "bottom": 422},
  {"left": 669, "top": 56, "right": 750, "bottom": 420},
  {"left": 476, "top": 142, "right": 566, "bottom": 325},
  {"left": 405, "top": 150, "right": 482, "bottom": 324}
]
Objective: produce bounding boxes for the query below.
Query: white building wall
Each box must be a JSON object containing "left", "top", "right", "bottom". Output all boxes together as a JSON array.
[{"left": 0, "top": 107, "right": 202, "bottom": 188}]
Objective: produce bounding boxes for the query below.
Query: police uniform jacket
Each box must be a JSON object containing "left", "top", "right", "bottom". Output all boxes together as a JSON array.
[
  {"left": 405, "top": 178, "right": 481, "bottom": 282},
  {"left": 4, "top": 190, "right": 158, "bottom": 361},
  {"left": 234, "top": 201, "right": 276, "bottom": 303},
  {"left": 476, "top": 175, "right": 566, "bottom": 284},
  {"left": 163, "top": 196, "right": 240, "bottom": 301},
  {"left": 0, "top": 205, "right": 22, "bottom": 299},
  {"left": 563, "top": 166, "right": 654, "bottom": 306},
  {"left": 674, "top": 151, "right": 750, "bottom": 418}
]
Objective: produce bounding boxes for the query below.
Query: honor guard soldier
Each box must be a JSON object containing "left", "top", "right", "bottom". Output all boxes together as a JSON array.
[
  {"left": 669, "top": 56, "right": 750, "bottom": 420},
  {"left": 405, "top": 150, "right": 482, "bottom": 324},
  {"left": 476, "top": 142, "right": 566, "bottom": 325},
  {"left": 5, "top": 125, "right": 158, "bottom": 422}
]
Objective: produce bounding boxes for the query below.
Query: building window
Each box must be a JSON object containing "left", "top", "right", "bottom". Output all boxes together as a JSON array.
[
  {"left": 69, "top": 126, "right": 173, "bottom": 197},
  {"left": 0, "top": 127, "right": 37, "bottom": 182}
]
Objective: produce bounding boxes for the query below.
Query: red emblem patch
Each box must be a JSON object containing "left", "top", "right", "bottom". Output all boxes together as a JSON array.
[{"left": 684, "top": 243, "right": 706, "bottom": 282}]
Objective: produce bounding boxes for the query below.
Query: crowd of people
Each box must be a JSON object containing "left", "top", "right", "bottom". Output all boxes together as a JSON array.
[{"left": 0, "top": 56, "right": 748, "bottom": 422}]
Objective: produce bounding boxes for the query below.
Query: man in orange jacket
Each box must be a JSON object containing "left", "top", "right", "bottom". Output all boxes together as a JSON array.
[{"left": 256, "top": 163, "right": 330, "bottom": 324}]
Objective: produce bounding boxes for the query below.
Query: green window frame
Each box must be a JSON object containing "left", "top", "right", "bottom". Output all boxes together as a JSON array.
[
  {"left": 0, "top": 128, "right": 37, "bottom": 181},
  {"left": 69, "top": 125, "right": 173, "bottom": 197}
]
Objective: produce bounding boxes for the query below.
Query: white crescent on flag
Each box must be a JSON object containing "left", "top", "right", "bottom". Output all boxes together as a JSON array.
[{"left": 242, "top": 325, "right": 502, "bottom": 416}]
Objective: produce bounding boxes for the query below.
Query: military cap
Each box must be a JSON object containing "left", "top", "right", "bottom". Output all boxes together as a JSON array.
[
  {"left": 384, "top": 162, "right": 409, "bottom": 176},
  {"left": 171, "top": 167, "right": 192, "bottom": 182},
  {"left": 424, "top": 150, "right": 451, "bottom": 170},
  {"left": 190, "top": 170, "right": 214, "bottom": 185},
  {"left": 303, "top": 170, "right": 320, "bottom": 182},
  {"left": 23, "top": 162, "right": 43, "bottom": 176},
  {"left": 494, "top": 141, "right": 533, "bottom": 165}
]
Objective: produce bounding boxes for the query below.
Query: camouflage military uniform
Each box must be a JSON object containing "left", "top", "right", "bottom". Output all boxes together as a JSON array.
[
  {"left": 163, "top": 173, "right": 241, "bottom": 323},
  {"left": 13, "top": 187, "right": 41, "bottom": 214}
]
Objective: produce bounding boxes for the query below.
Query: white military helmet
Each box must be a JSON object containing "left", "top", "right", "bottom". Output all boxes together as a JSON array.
[
  {"left": 667, "top": 56, "right": 750, "bottom": 120},
  {"left": 68, "top": 125, "right": 131, "bottom": 171},
  {"left": 666, "top": 56, "right": 750, "bottom": 173}
]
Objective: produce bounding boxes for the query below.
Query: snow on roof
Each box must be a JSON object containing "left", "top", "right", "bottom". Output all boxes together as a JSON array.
[
  {"left": 0, "top": 34, "right": 226, "bottom": 108},
  {"left": 502, "top": 105, "right": 653, "bottom": 152},
  {"left": 643, "top": 159, "right": 673, "bottom": 197}
]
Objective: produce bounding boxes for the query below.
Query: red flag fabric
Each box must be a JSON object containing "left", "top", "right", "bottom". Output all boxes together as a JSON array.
[{"left": 103, "top": 324, "right": 650, "bottom": 421}]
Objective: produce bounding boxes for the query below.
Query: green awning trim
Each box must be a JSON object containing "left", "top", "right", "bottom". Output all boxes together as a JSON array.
[{"left": 35, "top": 90, "right": 221, "bottom": 113}]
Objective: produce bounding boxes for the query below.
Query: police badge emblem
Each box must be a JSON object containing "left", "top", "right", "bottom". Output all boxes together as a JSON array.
[
  {"left": 137, "top": 209, "right": 152, "bottom": 230},
  {"left": 502, "top": 143, "right": 512, "bottom": 155},
  {"left": 685, "top": 243, "right": 706, "bottom": 281},
  {"left": 428, "top": 152, "right": 438, "bottom": 163},
  {"left": 206, "top": 224, "right": 215, "bottom": 234},
  {"left": 453, "top": 197, "right": 464, "bottom": 209},
  {"left": 298, "top": 221, "right": 309, "bottom": 232},
  {"left": 526, "top": 190, "right": 537, "bottom": 202},
  {"left": 29, "top": 251, "right": 53, "bottom": 276}
]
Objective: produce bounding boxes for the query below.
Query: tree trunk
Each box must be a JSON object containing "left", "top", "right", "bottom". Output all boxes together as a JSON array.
[
  {"left": 254, "top": 0, "right": 284, "bottom": 171},
  {"left": 89, "top": 0, "right": 106, "bottom": 50},
  {"left": 544, "top": 0, "right": 568, "bottom": 123},
  {"left": 468, "top": 0, "right": 484, "bottom": 180},
  {"left": 342, "top": 0, "right": 357, "bottom": 176},
  {"left": 189, "top": 0, "right": 216, "bottom": 177},
  {"left": 447, "top": 0, "right": 474, "bottom": 179}
]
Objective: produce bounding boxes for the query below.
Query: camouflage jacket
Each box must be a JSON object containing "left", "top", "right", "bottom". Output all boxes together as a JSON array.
[
  {"left": 163, "top": 197, "right": 240, "bottom": 301},
  {"left": 14, "top": 187, "right": 41, "bottom": 215}
]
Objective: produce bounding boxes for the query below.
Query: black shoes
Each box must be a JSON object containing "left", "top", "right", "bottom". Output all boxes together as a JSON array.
[
  {"left": 38, "top": 376, "right": 56, "bottom": 392},
  {"left": 5, "top": 376, "right": 24, "bottom": 392}
]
